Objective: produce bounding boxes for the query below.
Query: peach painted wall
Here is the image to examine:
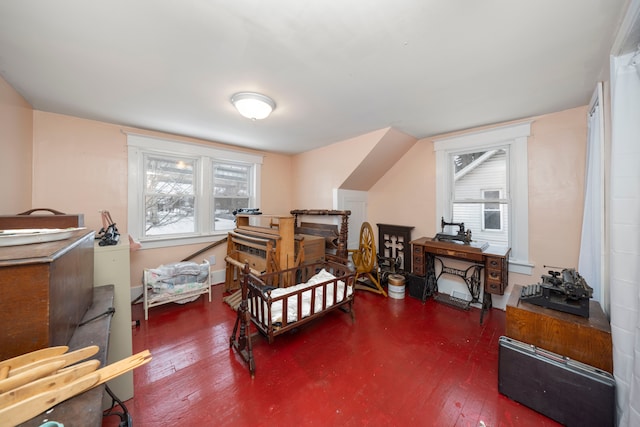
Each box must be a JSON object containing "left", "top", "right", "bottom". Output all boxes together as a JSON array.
[
  {"left": 290, "top": 128, "right": 387, "bottom": 208},
  {"left": 368, "top": 140, "right": 436, "bottom": 238},
  {"left": 0, "top": 76, "right": 33, "bottom": 213},
  {"left": 31, "top": 111, "right": 293, "bottom": 289},
  {"left": 527, "top": 106, "right": 588, "bottom": 277},
  {"left": 366, "top": 106, "right": 588, "bottom": 306},
  {"left": 261, "top": 152, "right": 293, "bottom": 214}
]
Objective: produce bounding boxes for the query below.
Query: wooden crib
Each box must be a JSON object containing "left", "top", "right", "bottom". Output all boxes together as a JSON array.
[{"left": 228, "top": 258, "right": 356, "bottom": 376}]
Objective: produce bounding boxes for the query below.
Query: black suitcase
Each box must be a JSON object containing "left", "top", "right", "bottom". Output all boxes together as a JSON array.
[{"left": 498, "top": 336, "right": 615, "bottom": 427}]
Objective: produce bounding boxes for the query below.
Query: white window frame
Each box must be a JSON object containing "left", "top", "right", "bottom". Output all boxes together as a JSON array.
[
  {"left": 434, "top": 122, "right": 534, "bottom": 275},
  {"left": 128, "top": 133, "right": 263, "bottom": 249}
]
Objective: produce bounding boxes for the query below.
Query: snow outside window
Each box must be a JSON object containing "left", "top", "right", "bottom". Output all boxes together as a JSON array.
[{"left": 128, "top": 134, "right": 262, "bottom": 249}]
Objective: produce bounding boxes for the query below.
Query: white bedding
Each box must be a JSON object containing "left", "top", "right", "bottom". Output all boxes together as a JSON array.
[
  {"left": 145, "top": 261, "right": 210, "bottom": 304},
  {"left": 252, "top": 269, "right": 353, "bottom": 325}
]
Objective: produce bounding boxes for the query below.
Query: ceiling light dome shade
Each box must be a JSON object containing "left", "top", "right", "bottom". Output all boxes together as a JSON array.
[{"left": 231, "top": 92, "right": 276, "bottom": 120}]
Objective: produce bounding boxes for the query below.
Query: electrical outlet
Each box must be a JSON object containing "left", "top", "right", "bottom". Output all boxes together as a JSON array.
[{"left": 208, "top": 255, "right": 216, "bottom": 265}]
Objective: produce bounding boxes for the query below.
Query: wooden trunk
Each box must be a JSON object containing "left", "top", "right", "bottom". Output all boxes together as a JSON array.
[
  {"left": 505, "top": 284, "right": 613, "bottom": 373},
  {"left": 0, "top": 211, "right": 83, "bottom": 230},
  {"left": 0, "top": 229, "right": 95, "bottom": 360}
]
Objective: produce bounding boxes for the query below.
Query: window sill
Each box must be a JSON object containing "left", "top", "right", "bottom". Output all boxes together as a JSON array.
[
  {"left": 137, "top": 233, "right": 229, "bottom": 250},
  {"left": 509, "top": 258, "right": 534, "bottom": 275}
]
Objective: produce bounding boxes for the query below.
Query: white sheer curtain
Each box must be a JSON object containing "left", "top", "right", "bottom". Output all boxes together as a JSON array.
[
  {"left": 578, "top": 83, "right": 604, "bottom": 306},
  {"left": 610, "top": 50, "right": 640, "bottom": 427}
]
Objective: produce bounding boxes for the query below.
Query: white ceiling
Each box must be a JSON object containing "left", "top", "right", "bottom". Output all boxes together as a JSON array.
[{"left": 0, "top": 1, "right": 630, "bottom": 154}]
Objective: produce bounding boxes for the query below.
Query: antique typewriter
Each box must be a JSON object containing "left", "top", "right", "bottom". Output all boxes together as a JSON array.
[
  {"left": 520, "top": 266, "right": 593, "bottom": 318},
  {"left": 434, "top": 217, "right": 472, "bottom": 245}
]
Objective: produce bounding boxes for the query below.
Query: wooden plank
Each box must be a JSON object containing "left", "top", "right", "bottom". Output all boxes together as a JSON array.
[
  {"left": 0, "top": 351, "right": 150, "bottom": 424},
  {"left": 299, "top": 222, "right": 339, "bottom": 232},
  {"left": 0, "top": 360, "right": 66, "bottom": 394},
  {"left": 0, "top": 360, "right": 99, "bottom": 410},
  {"left": 0, "top": 372, "right": 100, "bottom": 426},
  {"left": 9, "top": 346, "right": 99, "bottom": 377},
  {"left": 235, "top": 226, "right": 282, "bottom": 240},
  {"left": 92, "top": 350, "right": 151, "bottom": 384},
  {"left": 230, "top": 237, "right": 269, "bottom": 252},
  {"left": 224, "top": 257, "right": 261, "bottom": 276},
  {"left": 0, "top": 346, "right": 68, "bottom": 373},
  {"left": 0, "top": 213, "right": 83, "bottom": 230},
  {"left": 278, "top": 217, "right": 295, "bottom": 271},
  {"left": 296, "top": 226, "right": 338, "bottom": 239}
]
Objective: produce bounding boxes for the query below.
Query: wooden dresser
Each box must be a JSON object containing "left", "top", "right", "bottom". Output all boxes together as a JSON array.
[
  {"left": 0, "top": 228, "right": 95, "bottom": 360},
  {"left": 506, "top": 284, "right": 613, "bottom": 373}
]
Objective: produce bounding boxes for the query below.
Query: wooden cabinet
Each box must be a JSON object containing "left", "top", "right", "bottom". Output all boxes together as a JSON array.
[
  {"left": 20, "top": 285, "right": 114, "bottom": 427},
  {"left": 0, "top": 229, "right": 95, "bottom": 360},
  {"left": 506, "top": 285, "right": 613, "bottom": 373}
]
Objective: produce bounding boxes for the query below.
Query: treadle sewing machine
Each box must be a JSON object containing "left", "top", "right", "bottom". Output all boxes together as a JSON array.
[
  {"left": 410, "top": 236, "right": 510, "bottom": 324},
  {"left": 434, "top": 217, "right": 473, "bottom": 245},
  {"left": 519, "top": 267, "right": 593, "bottom": 318}
]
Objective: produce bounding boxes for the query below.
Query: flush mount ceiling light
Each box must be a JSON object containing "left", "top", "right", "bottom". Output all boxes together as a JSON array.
[{"left": 230, "top": 92, "right": 276, "bottom": 120}]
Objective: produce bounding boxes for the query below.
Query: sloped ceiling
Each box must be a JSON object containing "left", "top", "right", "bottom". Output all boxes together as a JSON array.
[{"left": 340, "top": 128, "right": 417, "bottom": 191}]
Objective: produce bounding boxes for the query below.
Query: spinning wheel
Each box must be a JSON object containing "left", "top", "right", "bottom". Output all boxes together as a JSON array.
[{"left": 349, "top": 222, "right": 387, "bottom": 297}]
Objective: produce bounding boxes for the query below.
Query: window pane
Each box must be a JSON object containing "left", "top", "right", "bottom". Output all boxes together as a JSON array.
[
  {"left": 213, "top": 162, "right": 252, "bottom": 231},
  {"left": 214, "top": 197, "right": 249, "bottom": 230},
  {"left": 484, "top": 210, "right": 501, "bottom": 230},
  {"left": 144, "top": 156, "right": 196, "bottom": 236},
  {"left": 450, "top": 148, "right": 508, "bottom": 245},
  {"left": 453, "top": 151, "right": 487, "bottom": 173},
  {"left": 214, "top": 163, "right": 250, "bottom": 196},
  {"left": 452, "top": 202, "right": 508, "bottom": 245},
  {"left": 484, "top": 190, "right": 500, "bottom": 200},
  {"left": 453, "top": 150, "right": 506, "bottom": 200}
]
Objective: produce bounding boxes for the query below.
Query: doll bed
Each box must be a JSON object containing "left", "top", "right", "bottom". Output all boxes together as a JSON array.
[
  {"left": 143, "top": 260, "right": 211, "bottom": 320},
  {"left": 229, "top": 259, "right": 355, "bottom": 375}
]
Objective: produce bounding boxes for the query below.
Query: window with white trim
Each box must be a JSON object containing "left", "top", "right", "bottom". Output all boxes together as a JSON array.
[
  {"left": 128, "top": 134, "right": 262, "bottom": 249},
  {"left": 434, "top": 122, "right": 533, "bottom": 275}
]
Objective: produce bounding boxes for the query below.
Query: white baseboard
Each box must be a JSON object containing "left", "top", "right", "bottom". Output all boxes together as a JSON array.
[{"left": 210, "top": 268, "right": 225, "bottom": 286}]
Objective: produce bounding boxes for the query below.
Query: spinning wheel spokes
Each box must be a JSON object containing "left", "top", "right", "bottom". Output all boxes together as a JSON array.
[
  {"left": 359, "top": 222, "right": 376, "bottom": 272},
  {"left": 351, "top": 221, "right": 387, "bottom": 297}
]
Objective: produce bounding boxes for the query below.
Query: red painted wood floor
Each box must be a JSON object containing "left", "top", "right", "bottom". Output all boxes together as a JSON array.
[{"left": 102, "top": 285, "right": 560, "bottom": 427}]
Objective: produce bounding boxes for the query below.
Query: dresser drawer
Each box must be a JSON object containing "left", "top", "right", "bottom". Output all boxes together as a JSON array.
[
  {"left": 412, "top": 245, "right": 425, "bottom": 276},
  {"left": 485, "top": 270, "right": 504, "bottom": 294},
  {"left": 487, "top": 257, "right": 503, "bottom": 269},
  {"left": 485, "top": 253, "right": 507, "bottom": 295},
  {"left": 413, "top": 256, "right": 425, "bottom": 276}
]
